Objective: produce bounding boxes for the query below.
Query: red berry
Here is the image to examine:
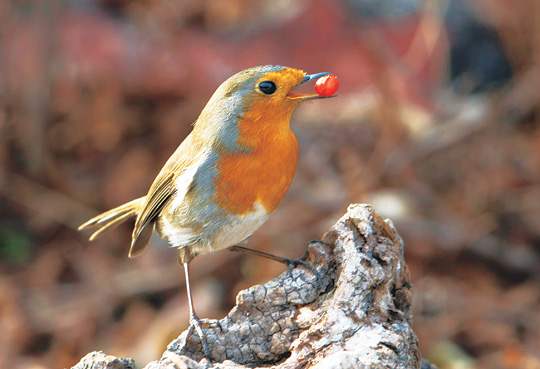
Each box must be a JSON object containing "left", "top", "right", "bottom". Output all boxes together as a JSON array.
[{"left": 315, "top": 74, "right": 339, "bottom": 96}]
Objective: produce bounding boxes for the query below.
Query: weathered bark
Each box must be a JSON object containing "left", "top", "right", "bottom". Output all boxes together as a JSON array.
[
  {"left": 72, "top": 351, "right": 136, "bottom": 369},
  {"left": 73, "top": 204, "right": 431, "bottom": 369}
]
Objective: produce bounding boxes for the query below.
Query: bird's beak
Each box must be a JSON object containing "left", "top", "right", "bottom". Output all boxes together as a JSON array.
[{"left": 287, "top": 72, "right": 335, "bottom": 101}]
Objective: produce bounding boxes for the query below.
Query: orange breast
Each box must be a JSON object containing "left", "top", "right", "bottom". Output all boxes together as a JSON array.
[{"left": 214, "top": 101, "right": 299, "bottom": 215}]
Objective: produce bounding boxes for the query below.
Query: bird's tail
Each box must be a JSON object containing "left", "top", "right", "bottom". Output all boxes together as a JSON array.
[{"left": 78, "top": 197, "right": 145, "bottom": 241}]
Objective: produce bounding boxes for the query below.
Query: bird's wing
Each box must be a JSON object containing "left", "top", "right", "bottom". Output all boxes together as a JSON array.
[
  {"left": 129, "top": 134, "right": 204, "bottom": 257},
  {"left": 129, "top": 170, "right": 175, "bottom": 257}
]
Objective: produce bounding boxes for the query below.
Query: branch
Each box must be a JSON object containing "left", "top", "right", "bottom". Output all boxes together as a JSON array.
[{"left": 72, "top": 204, "right": 434, "bottom": 369}]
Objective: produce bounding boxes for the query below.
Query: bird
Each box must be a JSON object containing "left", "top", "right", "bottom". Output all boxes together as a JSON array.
[{"left": 79, "top": 65, "right": 335, "bottom": 358}]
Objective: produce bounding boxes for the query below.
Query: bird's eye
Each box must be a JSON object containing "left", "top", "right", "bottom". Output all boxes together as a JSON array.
[{"left": 258, "top": 81, "right": 276, "bottom": 95}]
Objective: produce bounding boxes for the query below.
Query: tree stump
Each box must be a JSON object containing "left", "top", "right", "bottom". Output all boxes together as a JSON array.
[{"left": 73, "top": 204, "right": 431, "bottom": 369}]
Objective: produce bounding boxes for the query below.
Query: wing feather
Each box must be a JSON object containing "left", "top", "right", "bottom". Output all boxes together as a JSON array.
[
  {"left": 129, "top": 134, "right": 207, "bottom": 255},
  {"left": 130, "top": 172, "right": 175, "bottom": 253}
]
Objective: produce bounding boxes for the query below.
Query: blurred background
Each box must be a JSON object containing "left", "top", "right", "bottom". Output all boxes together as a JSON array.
[{"left": 1, "top": 0, "right": 539, "bottom": 368}]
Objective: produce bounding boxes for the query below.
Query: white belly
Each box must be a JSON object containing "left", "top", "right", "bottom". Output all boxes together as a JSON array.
[
  {"left": 157, "top": 201, "right": 270, "bottom": 257},
  {"left": 196, "top": 201, "right": 270, "bottom": 255}
]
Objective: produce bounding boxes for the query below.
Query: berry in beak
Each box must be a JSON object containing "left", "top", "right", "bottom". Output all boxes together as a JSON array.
[{"left": 287, "top": 72, "right": 336, "bottom": 101}]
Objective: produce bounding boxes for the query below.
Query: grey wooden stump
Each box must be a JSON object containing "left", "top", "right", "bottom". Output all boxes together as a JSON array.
[{"left": 73, "top": 204, "right": 431, "bottom": 369}]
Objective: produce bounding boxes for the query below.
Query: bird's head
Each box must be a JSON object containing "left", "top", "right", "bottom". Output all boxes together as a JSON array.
[
  {"left": 201, "top": 65, "right": 333, "bottom": 118},
  {"left": 195, "top": 65, "right": 334, "bottom": 150},
  {"left": 217, "top": 65, "right": 333, "bottom": 106}
]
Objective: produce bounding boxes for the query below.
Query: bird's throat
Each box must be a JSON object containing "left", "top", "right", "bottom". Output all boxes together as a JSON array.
[{"left": 213, "top": 103, "right": 299, "bottom": 215}]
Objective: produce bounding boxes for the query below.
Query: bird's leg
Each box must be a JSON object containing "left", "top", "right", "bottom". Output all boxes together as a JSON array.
[
  {"left": 228, "top": 244, "right": 322, "bottom": 284},
  {"left": 180, "top": 254, "right": 213, "bottom": 361}
]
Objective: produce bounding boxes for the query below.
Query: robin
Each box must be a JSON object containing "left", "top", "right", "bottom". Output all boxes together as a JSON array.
[{"left": 79, "top": 65, "right": 335, "bottom": 358}]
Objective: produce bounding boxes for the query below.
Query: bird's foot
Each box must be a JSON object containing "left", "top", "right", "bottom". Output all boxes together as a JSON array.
[
  {"left": 186, "top": 313, "right": 213, "bottom": 362},
  {"left": 229, "top": 243, "right": 323, "bottom": 287},
  {"left": 198, "top": 317, "right": 219, "bottom": 325},
  {"left": 281, "top": 247, "right": 323, "bottom": 287}
]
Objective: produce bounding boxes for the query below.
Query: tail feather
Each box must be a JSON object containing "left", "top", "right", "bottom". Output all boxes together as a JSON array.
[{"left": 79, "top": 197, "right": 145, "bottom": 241}]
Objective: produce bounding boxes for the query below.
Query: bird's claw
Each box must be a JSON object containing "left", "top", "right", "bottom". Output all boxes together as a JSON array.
[
  {"left": 198, "top": 318, "right": 219, "bottom": 325},
  {"left": 187, "top": 314, "right": 212, "bottom": 362},
  {"left": 283, "top": 251, "right": 323, "bottom": 287}
]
